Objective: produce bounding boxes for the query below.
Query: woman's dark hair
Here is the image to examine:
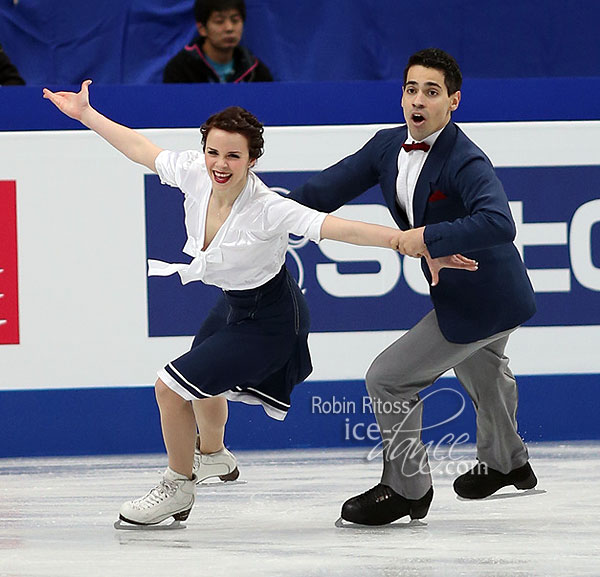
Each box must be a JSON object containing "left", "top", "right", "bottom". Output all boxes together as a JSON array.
[
  {"left": 200, "top": 106, "right": 264, "bottom": 160},
  {"left": 404, "top": 48, "right": 462, "bottom": 96}
]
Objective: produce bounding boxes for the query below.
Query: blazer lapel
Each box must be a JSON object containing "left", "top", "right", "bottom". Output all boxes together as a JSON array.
[
  {"left": 380, "top": 126, "right": 410, "bottom": 229},
  {"left": 412, "top": 122, "right": 457, "bottom": 227}
]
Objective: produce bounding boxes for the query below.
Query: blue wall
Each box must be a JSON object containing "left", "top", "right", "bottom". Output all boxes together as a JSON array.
[
  {"left": 1, "top": 375, "right": 598, "bottom": 458},
  {"left": 2, "top": 1, "right": 599, "bottom": 459},
  {"left": 2, "top": 77, "right": 600, "bottom": 135},
  {"left": 1, "top": 80, "right": 599, "bottom": 457},
  {"left": 1, "top": 0, "right": 600, "bottom": 85}
]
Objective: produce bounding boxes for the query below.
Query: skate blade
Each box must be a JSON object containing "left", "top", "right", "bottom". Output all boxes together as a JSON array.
[
  {"left": 456, "top": 488, "right": 547, "bottom": 501},
  {"left": 196, "top": 466, "right": 242, "bottom": 486},
  {"left": 113, "top": 519, "right": 187, "bottom": 531},
  {"left": 334, "top": 517, "right": 427, "bottom": 529},
  {"left": 197, "top": 479, "right": 247, "bottom": 488}
]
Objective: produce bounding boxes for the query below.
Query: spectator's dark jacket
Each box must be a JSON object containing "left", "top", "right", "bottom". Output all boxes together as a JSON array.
[
  {"left": 163, "top": 37, "right": 273, "bottom": 83},
  {"left": 0, "top": 43, "right": 25, "bottom": 85}
]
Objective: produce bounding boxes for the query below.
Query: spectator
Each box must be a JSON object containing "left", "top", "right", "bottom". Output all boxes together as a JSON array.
[
  {"left": 163, "top": 0, "right": 272, "bottom": 84},
  {"left": 0, "top": 43, "right": 25, "bottom": 85}
]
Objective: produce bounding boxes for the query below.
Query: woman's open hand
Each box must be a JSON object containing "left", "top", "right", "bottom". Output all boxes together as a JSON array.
[{"left": 43, "top": 79, "right": 93, "bottom": 122}]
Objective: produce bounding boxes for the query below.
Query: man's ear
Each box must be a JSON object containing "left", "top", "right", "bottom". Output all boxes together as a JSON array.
[
  {"left": 450, "top": 90, "right": 461, "bottom": 112},
  {"left": 196, "top": 22, "right": 207, "bottom": 38}
]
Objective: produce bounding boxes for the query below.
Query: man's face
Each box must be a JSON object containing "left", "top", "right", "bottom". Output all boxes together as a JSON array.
[
  {"left": 197, "top": 9, "right": 244, "bottom": 53},
  {"left": 401, "top": 65, "right": 461, "bottom": 141}
]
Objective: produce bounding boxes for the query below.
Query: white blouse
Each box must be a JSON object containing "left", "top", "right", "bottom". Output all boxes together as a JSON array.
[{"left": 148, "top": 149, "right": 327, "bottom": 290}]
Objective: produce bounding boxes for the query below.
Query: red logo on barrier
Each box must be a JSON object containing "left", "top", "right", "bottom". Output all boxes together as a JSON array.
[{"left": 0, "top": 181, "right": 20, "bottom": 345}]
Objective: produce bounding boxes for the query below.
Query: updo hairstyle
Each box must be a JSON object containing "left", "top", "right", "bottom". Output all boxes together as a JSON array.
[{"left": 200, "top": 106, "right": 264, "bottom": 160}]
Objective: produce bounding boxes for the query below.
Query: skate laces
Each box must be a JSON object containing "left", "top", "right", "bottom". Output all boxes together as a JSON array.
[
  {"left": 355, "top": 484, "right": 395, "bottom": 505},
  {"left": 193, "top": 451, "right": 201, "bottom": 470},
  {"left": 131, "top": 478, "right": 179, "bottom": 510}
]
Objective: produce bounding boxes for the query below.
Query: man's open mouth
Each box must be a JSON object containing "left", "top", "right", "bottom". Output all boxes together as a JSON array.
[{"left": 411, "top": 113, "right": 426, "bottom": 125}]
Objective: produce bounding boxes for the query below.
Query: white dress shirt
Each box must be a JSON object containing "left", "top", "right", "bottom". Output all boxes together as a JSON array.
[
  {"left": 148, "top": 150, "right": 326, "bottom": 290},
  {"left": 395, "top": 126, "right": 444, "bottom": 227}
]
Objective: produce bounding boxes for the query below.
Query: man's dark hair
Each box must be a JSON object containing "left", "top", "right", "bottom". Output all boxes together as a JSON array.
[
  {"left": 194, "top": 0, "right": 246, "bottom": 25},
  {"left": 200, "top": 106, "right": 264, "bottom": 160},
  {"left": 404, "top": 48, "right": 462, "bottom": 95}
]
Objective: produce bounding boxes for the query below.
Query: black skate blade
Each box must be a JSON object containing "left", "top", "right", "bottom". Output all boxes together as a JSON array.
[
  {"left": 456, "top": 488, "right": 547, "bottom": 502},
  {"left": 334, "top": 517, "right": 427, "bottom": 529},
  {"left": 113, "top": 518, "right": 187, "bottom": 531}
]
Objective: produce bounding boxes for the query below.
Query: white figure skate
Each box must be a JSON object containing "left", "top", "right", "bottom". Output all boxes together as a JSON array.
[
  {"left": 114, "top": 467, "right": 196, "bottom": 530},
  {"left": 193, "top": 445, "right": 241, "bottom": 485}
]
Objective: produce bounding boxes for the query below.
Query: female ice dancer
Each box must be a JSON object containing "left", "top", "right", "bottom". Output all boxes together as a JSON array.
[{"left": 43, "top": 80, "right": 477, "bottom": 528}]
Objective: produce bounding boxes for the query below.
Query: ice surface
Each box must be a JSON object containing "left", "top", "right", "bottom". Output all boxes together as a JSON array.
[{"left": 1, "top": 442, "right": 599, "bottom": 577}]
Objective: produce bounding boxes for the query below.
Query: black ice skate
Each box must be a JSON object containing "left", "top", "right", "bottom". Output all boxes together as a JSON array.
[
  {"left": 336, "top": 484, "right": 433, "bottom": 527},
  {"left": 453, "top": 461, "right": 538, "bottom": 499}
]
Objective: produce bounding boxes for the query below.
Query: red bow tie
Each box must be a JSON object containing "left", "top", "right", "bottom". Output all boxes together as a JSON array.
[{"left": 402, "top": 141, "right": 430, "bottom": 152}]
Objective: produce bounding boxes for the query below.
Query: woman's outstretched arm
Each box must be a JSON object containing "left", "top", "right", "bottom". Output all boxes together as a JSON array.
[
  {"left": 320, "top": 214, "right": 402, "bottom": 249},
  {"left": 320, "top": 214, "right": 478, "bottom": 286},
  {"left": 43, "top": 80, "right": 162, "bottom": 172}
]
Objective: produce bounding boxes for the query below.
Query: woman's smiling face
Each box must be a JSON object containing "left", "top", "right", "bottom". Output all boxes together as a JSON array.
[{"left": 204, "top": 128, "right": 254, "bottom": 193}]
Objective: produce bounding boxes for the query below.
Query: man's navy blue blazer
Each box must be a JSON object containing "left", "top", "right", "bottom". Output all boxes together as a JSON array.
[{"left": 289, "top": 121, "right": 536, "bottom": 344}]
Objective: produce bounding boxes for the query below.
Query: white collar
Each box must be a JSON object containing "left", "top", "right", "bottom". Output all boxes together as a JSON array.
[{"left": 406, "top": 124, "right": 446, "bottom": 148}]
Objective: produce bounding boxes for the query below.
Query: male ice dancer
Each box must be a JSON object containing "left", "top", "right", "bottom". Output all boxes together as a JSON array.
[{"left": 290, "top": 48, "right": 538, "bottom": 525}]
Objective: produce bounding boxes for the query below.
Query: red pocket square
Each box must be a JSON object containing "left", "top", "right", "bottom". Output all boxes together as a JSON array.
[{"left": 429, "top": 189, "right": 447, "bottom": 203}]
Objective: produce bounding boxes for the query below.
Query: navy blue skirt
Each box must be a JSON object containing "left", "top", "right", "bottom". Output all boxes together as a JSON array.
[{"left": 158, "top": 267, "right": 312, "bottom": 420}]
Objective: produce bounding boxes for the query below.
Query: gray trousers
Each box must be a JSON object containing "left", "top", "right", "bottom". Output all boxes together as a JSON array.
[{"left": 365, "top": 310, "right": 529, "bottom": 500}]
